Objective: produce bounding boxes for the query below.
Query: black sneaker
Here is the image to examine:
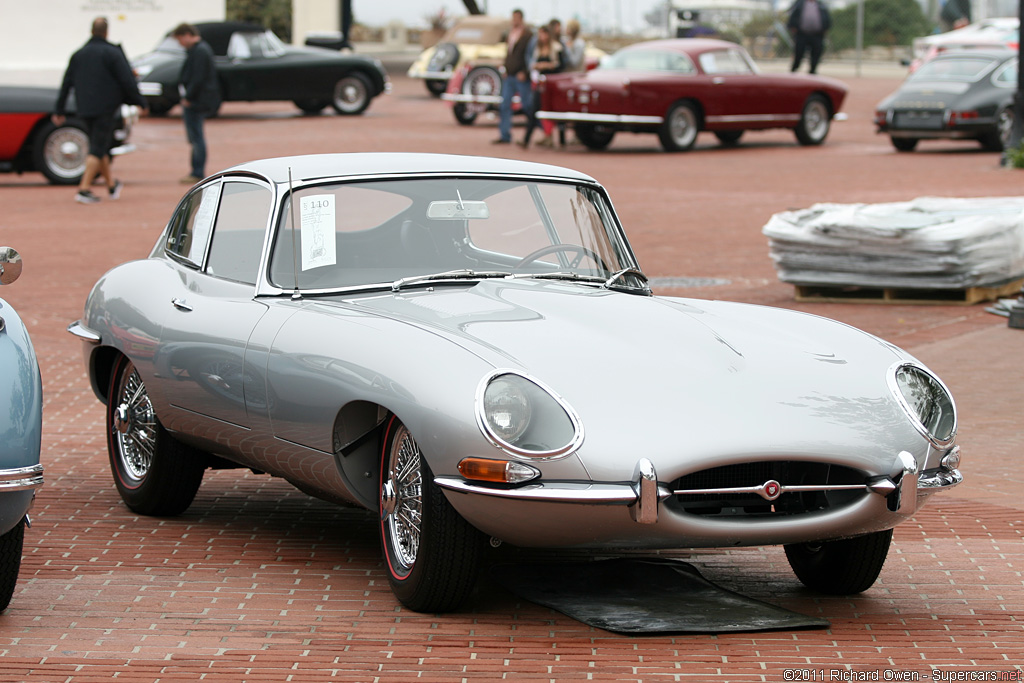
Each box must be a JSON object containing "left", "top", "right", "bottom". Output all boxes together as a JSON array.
[
  {"left": 75, "top": 190, "right": 100, "bottom": 204},
  {"left": 109, "top": 180, "right": 123, "bottom": 200}
]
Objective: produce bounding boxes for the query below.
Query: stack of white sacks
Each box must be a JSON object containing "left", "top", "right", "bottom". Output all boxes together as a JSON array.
[{"left": 763, "top": 197, "right": 1024, "bottom": 289}]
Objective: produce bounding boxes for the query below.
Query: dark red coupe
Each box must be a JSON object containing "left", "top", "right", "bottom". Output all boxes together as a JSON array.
[{"left": 537, "top": 39, "right": 848, "bottom": 151}]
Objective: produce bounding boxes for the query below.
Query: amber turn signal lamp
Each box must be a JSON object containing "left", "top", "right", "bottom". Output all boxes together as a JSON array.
[{"left": 458, "top": 458, "right": 540, "bottom": 484}]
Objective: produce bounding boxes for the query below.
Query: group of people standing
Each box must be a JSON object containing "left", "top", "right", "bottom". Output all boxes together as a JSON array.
[
  {"left": 53, "top": 17, "right": 219, "bottom": 204},
  {"left": 492, "top": 9, "right": 586, "bottom": 149}
]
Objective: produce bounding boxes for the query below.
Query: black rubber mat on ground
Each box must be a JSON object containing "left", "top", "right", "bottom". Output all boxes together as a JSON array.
[{"left": 491, "top": 557, "right": 830, "bottom": 634}]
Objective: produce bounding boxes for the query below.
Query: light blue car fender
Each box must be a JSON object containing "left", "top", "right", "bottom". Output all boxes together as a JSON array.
[{"left": 0, "top": 296, "right": 44, "bottom": 536}]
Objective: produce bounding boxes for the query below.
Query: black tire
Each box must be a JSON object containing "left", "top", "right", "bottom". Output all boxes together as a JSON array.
[
  {"left": 453, "top": 103, "right": 477, "bottom": 126},
  {"left": 0, "top": 520, "right": 25, "bottom": 611},
  {"left": 379, "top": 417, "right": 483, "bottom": 612},
  {"left": 658, "top": 101, "right": 700, "bottom": 151},
  {"left": 784, "top": 528, "right": 893, "bottom": 594},
  {"left": 425, "top": 79, "right": 448, "bottom": 96},
  {"left": 294, "top": 99, "right": 328, "bottom": 115},
  {"left": 714, "top": 130, "right": 744, "bottom": 146},
  {"left": 107, "top": 355, "right": 206, "bottom": 517},
  {"left": 891, "top": 137, "right": 918, "bottom": 152},
  {"left": 331, "top": 72, "right": 373, "bottom": 115},
  {"left": 980, "top": 106, "right": 1013, "bottom": 151},
  {"left": 575, "top": 123, "right": 616, "bottom": 150},
  {"left": 794, "top": 94, "right": 832, "bottom": 146},
  {"left": 32, "top": 119, "right": 89, "bottom": 185}
]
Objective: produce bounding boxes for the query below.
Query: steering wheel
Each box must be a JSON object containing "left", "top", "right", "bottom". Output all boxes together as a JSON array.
[{"left": 513, "top": 244, "right": 610, "bottom": 272}]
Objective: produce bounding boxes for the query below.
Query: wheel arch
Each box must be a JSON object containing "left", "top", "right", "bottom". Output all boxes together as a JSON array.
[{"left": 88, "top": 345, "right": 124, "bottom": 405}]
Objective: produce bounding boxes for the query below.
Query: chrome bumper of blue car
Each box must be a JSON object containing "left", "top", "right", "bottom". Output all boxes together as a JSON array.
[
  {"left": 437, "top": 450, "right": 961, "bottom": 525},
  {"left": 0, "top": 464, "right": 44, "bottom": 492}
]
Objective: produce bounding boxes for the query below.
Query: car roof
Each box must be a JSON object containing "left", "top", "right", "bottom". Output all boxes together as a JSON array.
[
  {"left": 193, "top": 21, "right": 267, "bottom": 56},
  {"left": 928, "top": 48, "right": 1017, "bottom": 61},
  {"left": 222, "top": 153, "right": 599, "bottom": 185},
  {"left": 621, "top": 38, "right": 745, "bottom": 55}
]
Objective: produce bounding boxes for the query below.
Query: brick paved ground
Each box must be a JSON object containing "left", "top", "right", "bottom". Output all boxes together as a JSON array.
[{"left": 0, "top": 66, "right": 1022, "bottom": 682}]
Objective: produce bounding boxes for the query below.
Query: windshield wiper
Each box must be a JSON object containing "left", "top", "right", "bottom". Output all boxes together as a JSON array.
[
  {"left": 510, "top": 271, "right": 607, "bottom": 284},
  {"left": 601, "top": 268, "right": 652, "bottom": 295},
  {"left": 391, "top": 269, "right": 510, "bottom": 292}
]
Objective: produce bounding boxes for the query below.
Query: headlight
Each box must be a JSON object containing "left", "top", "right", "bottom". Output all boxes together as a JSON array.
[
  {"left": 476, "top": 371, "right": 583, "bottom": 458},
  {"left": 889, "top": 362, "right": 957, "bottom": 446}
]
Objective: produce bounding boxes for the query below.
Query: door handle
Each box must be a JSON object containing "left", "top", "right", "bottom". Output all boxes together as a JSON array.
[
  {"left": 712, "top": 77, "right": 725, "bottom": 85},
  {"left": 171, "top": 297, "right": 193, "bottom": 312}
]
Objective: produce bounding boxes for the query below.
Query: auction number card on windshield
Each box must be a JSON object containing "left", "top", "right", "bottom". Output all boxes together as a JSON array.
[{"left": 300, "top": 194, "right": 337, "bottom": 271}]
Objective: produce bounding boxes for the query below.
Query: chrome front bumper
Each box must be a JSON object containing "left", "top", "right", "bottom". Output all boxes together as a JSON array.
[
  {"left": 441, "top": 93, "right": 503, "bottom": 105},
  {"left": 0, "top": 464, "right": 44, "bottom": 492},
  {"left": 436, "top": 450, "right": 961, "bottom": 526}
]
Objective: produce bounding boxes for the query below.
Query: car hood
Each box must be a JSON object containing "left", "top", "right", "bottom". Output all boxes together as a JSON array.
[{"left": 346, "top": 280, "right": 917, "bottom": 477}]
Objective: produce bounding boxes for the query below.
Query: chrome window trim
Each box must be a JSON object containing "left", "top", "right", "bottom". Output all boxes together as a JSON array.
[
  {"left": 474, "top": 369, "right": 585, "bottom": 460},
  {"left": 886, "top": 361, "right": 958, "bottom": 448}
]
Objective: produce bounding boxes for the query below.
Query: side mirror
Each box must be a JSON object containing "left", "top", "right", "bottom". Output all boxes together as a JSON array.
[{"left": 0, "top": 246, "right": 23, "bottom": 285}]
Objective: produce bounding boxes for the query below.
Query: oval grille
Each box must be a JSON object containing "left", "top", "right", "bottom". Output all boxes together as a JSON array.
[{"left": 668, "top": 461, "right": 867, "bottom": 518}]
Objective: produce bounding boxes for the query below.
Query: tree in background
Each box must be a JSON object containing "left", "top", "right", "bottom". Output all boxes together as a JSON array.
[
  {"left": 226, "top": 0, "right": 292, "bottom": 42},
  {"left": 828, "top": 0, "right": 930, "bottom": 51}
]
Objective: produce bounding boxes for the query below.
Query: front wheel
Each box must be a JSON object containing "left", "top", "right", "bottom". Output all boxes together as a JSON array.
[
  {"left": 425, "top": 79, "right": 448, "bottom": 97},
  {"left": 659, "top": 101, "right": 700, "bottom": 151},
  {"left": 0, "top": 520, "right": 25, "bottom": 611},
  {"left": 332, "top": 72, "right": 373, "bottom": 115},
  {"left": 32, "top": 119, "right": 89, "bottom": 185},
  {"left": 784, "top": 528, "right": 892, "bottom": 594},
  {"left": 294, "top": 98, "right": 328, "bottom": 115},
  {"left": 794, "top": 94, "right": 831, "bottom": 146},
  {"left": 107, "top": 355, "right": 206, "bottom": 516},
  {"left": 379, "top": 417, "right": 483, "bottom": 612},
  {"left": 452, "top": 103, "right": 477, "bottom": 125}
]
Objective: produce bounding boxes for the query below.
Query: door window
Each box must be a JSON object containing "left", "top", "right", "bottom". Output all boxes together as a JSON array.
[
  {"left": 205, "top": 182, "right": 273, "bottom": 284},
  {"left": 165, "top": 183, "right": 220, "bottom": 267}
]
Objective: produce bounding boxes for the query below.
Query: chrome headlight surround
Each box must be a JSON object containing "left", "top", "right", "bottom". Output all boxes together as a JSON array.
[
  {"left": 887, "top": 361, "right": 957, "bottom": 448},
  {"left": 475, "top": 370, "right": 584, "bottom": 460}
]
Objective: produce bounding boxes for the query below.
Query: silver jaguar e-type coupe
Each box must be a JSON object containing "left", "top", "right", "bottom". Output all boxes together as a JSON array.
[{"left": 70, "top": 153, "right": 962, "bottom": 612}]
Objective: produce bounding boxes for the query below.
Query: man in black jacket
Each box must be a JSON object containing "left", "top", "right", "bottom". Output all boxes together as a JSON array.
[
  {"left": 54, "top": 17, "right": 147, "bottom": 204},
  {"left": 172, "top": 23, "right": 221, "bottom": 184},
  {"left": 787, "top": 0, "right": 832, "bottom": 74}
]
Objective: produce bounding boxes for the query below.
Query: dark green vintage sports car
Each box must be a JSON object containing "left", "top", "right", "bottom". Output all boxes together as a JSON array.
[{"left": 131, "top": 21, "right": 389, "bottom": 116}]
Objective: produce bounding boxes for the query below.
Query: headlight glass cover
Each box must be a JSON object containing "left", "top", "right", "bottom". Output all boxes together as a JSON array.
[
  {"left": 890, "top": 362, "right": 957, "bottom": 446},
  {"left": 476, "top": 371, "right": 583, "bottom": 458}
]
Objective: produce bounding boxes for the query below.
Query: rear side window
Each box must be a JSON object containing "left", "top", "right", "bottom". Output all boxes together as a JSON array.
[
  {"left": 206, "top": 182, "right": 273, "bottom": 285},
  {"left": 165, "top": 183, "right": 220, "bottom": 267}
]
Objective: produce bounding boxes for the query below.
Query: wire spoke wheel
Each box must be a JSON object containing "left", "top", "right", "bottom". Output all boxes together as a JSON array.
[
  {"left": 382, "top": 423, "right": 423, "bottom": 574},
  {"left": 112, "top": 362, "right": 157, "bottom": 484}
]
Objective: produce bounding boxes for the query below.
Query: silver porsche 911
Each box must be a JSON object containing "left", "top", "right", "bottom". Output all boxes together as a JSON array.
[{"left": 69, "top": 153, "right": 963, "bottom": 612}]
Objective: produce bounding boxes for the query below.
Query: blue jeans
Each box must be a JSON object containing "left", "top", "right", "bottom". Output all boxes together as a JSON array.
[
  {"left": 498, "top": 75, "right": 532, "bottom": 142},
  {"left": 183, "top": 107, "right": 208, "bottom": 178}
]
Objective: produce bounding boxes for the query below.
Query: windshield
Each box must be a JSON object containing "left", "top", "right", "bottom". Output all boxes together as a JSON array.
[
  {"left": 268, "top": 177, "right": 636, "bottom": 292},
  {"left": 910, "top": 56, "right": 998, "bottom": 81}
]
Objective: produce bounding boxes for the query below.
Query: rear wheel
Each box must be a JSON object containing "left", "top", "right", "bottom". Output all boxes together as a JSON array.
[
  {"left": 980, "top": 106, "right": 1013, "bottom": 151},
  {"left": 379, "top": 417, "right": 483, "bottom": 612},
  {"left": 107, "top": 355, "right": 206, "bottom": 516},
  {"left": 785, "top": 529, "right": 892, "bottom": 594},
  {"left": 332, "top": 72, "right": 372, "bottom": 115},
  {"left": 32, "top": 119, "right": 89, "bottom": 185},
  {"left": 891, "top": 137, "right": 919, "bottom": 152},
  {"left": 575, "top": 123, "right": 616, "bottom": 150},
  {"left": 794, "top": 94, "right": 831, "bottom": 145},
  {"left": 0, "top": 520, "right": 25, "bottom": 611},
  {"left": 658, "top": 101, "right": 700, "bottom": 151}
]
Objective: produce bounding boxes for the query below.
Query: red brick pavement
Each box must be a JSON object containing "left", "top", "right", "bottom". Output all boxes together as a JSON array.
[{"left": 0, "top": 70, "right": 1021, "bottom": 681}]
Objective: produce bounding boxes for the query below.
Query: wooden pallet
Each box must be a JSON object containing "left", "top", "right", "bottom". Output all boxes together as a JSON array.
[{"left": 793, "top": 278, "right": 1024, "bottom": 306}]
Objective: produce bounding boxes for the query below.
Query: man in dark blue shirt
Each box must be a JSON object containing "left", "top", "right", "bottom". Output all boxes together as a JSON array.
[
  {"left": 54, "top": 17, "right": 146, "bottom": 204},
  {"left": 172, "top": 23, "right": 221, "bottom": 184}
]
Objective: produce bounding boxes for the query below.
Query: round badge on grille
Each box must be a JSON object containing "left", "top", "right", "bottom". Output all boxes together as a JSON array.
[{"left": 760, "top": 479, "right": 782, "bottom": 501}]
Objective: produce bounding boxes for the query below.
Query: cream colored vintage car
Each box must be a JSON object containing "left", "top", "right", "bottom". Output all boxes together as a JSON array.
[{"left": 408, "top": 15, "right": 510, "bottom": 96}]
